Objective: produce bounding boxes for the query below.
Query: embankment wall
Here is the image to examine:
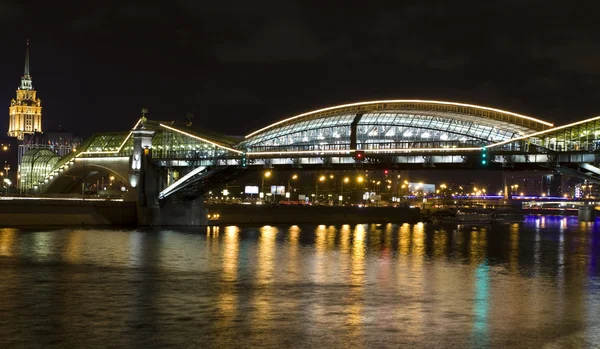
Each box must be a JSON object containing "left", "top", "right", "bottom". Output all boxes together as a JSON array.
[
  {"left": 205, "top": 204, "right": 421, "bottom": 225},
  {"left": 0, "top": 200, "right": 137, "bottom": 226}
]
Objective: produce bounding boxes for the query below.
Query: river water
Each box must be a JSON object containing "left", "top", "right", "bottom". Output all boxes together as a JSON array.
[{"left": 1, "top": 216, "right": 599, "bottom": 348}]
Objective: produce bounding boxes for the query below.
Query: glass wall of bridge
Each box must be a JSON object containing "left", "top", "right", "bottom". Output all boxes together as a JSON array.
[
  {"left": 19, "top": 148, "right": 61, "bottom": 190},
  {"left": 239, "top": 111, "right": 522, "bottom": 153},
  {"left": 496, "top": 119, "right": 600, "bottom": 153},
  {"left": 151, "top": 128, "right": 237, "bottom": 161}
]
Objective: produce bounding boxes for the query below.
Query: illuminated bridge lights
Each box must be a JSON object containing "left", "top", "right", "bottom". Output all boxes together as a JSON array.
[
  {"left": 25, "top": 100, "right": 600, "bottom": 195},
  {"left": 244, "top": 99, "right": 553, "bottom": 139},
  {"left": 239, "top": 100, "right": 552, "bottom": 156}
]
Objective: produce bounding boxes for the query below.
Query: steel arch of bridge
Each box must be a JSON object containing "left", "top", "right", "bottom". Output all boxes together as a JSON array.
[
  {"left": 238, "top": 100, "right": 553, "bottom": 157},
  {"left": 34, "top": 99, "right": 600, "bottom": 192}
]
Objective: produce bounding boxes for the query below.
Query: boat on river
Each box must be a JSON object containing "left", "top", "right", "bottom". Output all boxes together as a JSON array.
[
  {"left": 492, "top": 212, "right": 524, "bottom": 223},
  {"left": 450, "top": 211, "right": 493, "bottom": 224},
  {"left": 432, "top": 209, "right": 523, "bottom": 224}
]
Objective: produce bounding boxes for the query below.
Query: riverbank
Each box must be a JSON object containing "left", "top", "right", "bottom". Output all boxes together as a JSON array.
[
  {"left": 205, "top": 204, "right": 421, "bottom": 225},
  {"left": 0, "top": 200, "right": 420, "bottom": 226},
  {"left": 0, "top": 199, "right": 137, "bottom": 226}
]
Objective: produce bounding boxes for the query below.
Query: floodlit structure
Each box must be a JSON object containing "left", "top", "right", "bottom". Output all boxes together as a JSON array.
[
  {"left": 19, "top": 148, "right": 60, "bottom": 190},
  {"left": 8, "top": 41, "right": 42, "bottom": 140},
  {"left": 20, "top": 99, "right": 600, "bottom": 198},
  {"left": 17, "top": 100, "right": 559, "bottom": 191},
  {"left": 18, "top": 99, "right": 600, "bottom": 225},
  {"left": 239, "top": 100, "right": 553, "bottom": 154}
]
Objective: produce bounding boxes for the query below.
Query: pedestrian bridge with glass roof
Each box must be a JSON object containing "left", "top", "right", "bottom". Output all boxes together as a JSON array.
[
  {"left": 237, "top": 100, "right": 553, "bottom": 155},
  {"left": 27, "top": 99, "right": 598, "bottom": 191}
]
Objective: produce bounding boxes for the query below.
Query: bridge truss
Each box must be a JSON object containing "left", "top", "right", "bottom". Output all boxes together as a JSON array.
[{"left": 19, "top": 100, "right": 600, "bottom": 196}]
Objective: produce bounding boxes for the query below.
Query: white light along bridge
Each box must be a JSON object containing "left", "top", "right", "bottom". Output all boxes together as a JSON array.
[{"left": 17, "top": 99, "right": 600, "bottom": 223}]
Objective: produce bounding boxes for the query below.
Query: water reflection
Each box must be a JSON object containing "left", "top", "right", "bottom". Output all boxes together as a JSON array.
[
  {"left": 0, "top": 219, "right": 600, "bottom": 348},
  {"left": 471, "top": 263, "right": 490, "bottom": 347},
  {"left": 347, "top": 224, "right": 365, "bottom": 340},
  {"left": 0, "top": 228, "right": 16, "bottom": 257}
]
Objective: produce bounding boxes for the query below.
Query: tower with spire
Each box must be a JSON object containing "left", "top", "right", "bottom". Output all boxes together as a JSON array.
[{"left": 8, "top": 40, "right": 42, "bottom": 140}]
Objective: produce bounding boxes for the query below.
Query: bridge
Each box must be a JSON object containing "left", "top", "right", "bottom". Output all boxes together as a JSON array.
[{"left": 17, "top": 99, "right": 600, "bottom": 225}]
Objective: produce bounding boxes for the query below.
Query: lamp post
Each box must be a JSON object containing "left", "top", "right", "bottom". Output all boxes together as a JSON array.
[
  {"left": 340, "top": 177, "right": 349, "bottom": 205},
  {"left": 261, "top": 170, "right": 271, "bottom": 201},
  {"left": 288, "top": 174, "right": 298, "bottom": 199},
  {"left": 316, "top": 175, "right": 326, "bottom": 204},
  {"left": 109, "top": 175, "right": 115, "bottom": 196},
  {"left": 439, "top": 183, "right": 447, "bottom": 197},
  {"left": 357, "top": 176, "right": 365, "bottom": 205}
]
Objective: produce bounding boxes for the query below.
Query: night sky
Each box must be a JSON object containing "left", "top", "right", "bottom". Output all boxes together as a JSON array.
[{"left": 1, "top": 1, "right": 600, "bottom": 138}]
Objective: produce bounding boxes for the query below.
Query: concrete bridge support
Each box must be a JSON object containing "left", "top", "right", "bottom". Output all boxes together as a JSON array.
[
  {"left": 578, "top": 206, "right": 595, "bottom": 222},
  {"left": 131, "top": 127, "right": 207, "bottom": 226}
]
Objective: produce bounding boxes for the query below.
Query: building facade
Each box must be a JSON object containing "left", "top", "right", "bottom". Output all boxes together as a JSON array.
[
  {"left": 8, "top": 41, "right": 42, "bottom": 140},
  {"left": 502, "top": 171, "right": 563, "bottom": 197}
]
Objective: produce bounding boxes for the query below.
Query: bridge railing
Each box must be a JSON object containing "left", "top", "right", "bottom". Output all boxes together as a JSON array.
[
  {"left": 246, "top": 140, "right": 490, "bottom": 154},
  {"left": 492, "top": 137, "right": 600, "bottom": 154}
]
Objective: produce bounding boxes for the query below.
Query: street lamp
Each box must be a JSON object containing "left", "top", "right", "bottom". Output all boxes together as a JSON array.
[
  {"left": 357, "top": 176, "right": 366, "bottom": 205},
  {"left": 315, "top": 175, "right": 326, "bottom": 204},
  {"left": 261, "top": 171, "right": 272, "bottom": 200},
  {"left": 340, "top": 177, "right": 349, "bottom": 205},
  {"left": 439, "top": 183, "right": 447, "bottom": 198},
  {"left": 288, "top": 174, "right": 298, "bottom": 198}
]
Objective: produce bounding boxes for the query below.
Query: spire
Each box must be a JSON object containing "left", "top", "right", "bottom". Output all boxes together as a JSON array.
[
  {"left": 20, "top": 39, "right": 33, "bottom": 90},
  {"left": 24, "top": 39, "right": 30, "bottom": 78}
]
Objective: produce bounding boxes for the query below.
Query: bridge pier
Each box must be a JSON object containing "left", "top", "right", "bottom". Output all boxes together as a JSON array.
[
  {"left": 135, "top": 151, "right": 208, "bottom": 226},
  {"left": 131, "top": 122, "right": 208, "bottom": 226},
  {"left": 578, "top": 206, "right": 596, "bottom": 222}
]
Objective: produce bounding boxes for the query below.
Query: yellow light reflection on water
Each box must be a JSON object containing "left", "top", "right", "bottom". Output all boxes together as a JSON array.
[
  {"left": 315, "top": 224, "right": 327, "bottom": 253},
  {"left": 257, "top": 225, "right": 278, "bottom": 286},
  {"left": 63, "top": 230, "right": 82, "bottom": 263},
  {"left": 383, "top": 223, "right": 393, "bottom": 253},
  {"left": 351, "top": 224, "right": 366, "bottom": 286},
  {"left": 411, "top": 222, "right": 425, "bottom": 257},
  {"left": 314, "top": 224, "right": 328, "bottom": 284},
  {"left": 326, "top": 225, "right": 336, "bottom": 250},
  {"left": 286, "top": 225, "right": 301, "bottom": 281},
  {"left": 339, "top": 224, "right": 351, "bottom": 255},
  {"left": 0, "top": 228, "right": 16, "bottom": 257},
  {"left": 346, "top": 224, "right": 366, "bottom": 334},
  {"left": 469, "top": 227, "right": 487, "bottom": 265},
  {"left": 222, "top": 226, "right": 239, "bottom": 282},
  {"left": 398, "top": 223, "right": 410, "bottom": 257},
  {"left": 217, "top": 225, "right": 240, "bottom": 331},
  {"left": 251, "top": 225, "right": 279, "bottom": 334}
]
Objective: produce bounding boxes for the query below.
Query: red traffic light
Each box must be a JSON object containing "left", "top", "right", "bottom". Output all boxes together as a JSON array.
[
  {"left": 353, "top": 150, "right": 365, "bottom": 161},
  {"left": 384, "top": 169, "right": 389, "bottom": 175}
]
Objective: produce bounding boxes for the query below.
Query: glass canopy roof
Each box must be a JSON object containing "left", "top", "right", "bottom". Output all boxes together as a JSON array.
[{"left": 238, "top": 101, "right": 553, "bottom": 153}]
